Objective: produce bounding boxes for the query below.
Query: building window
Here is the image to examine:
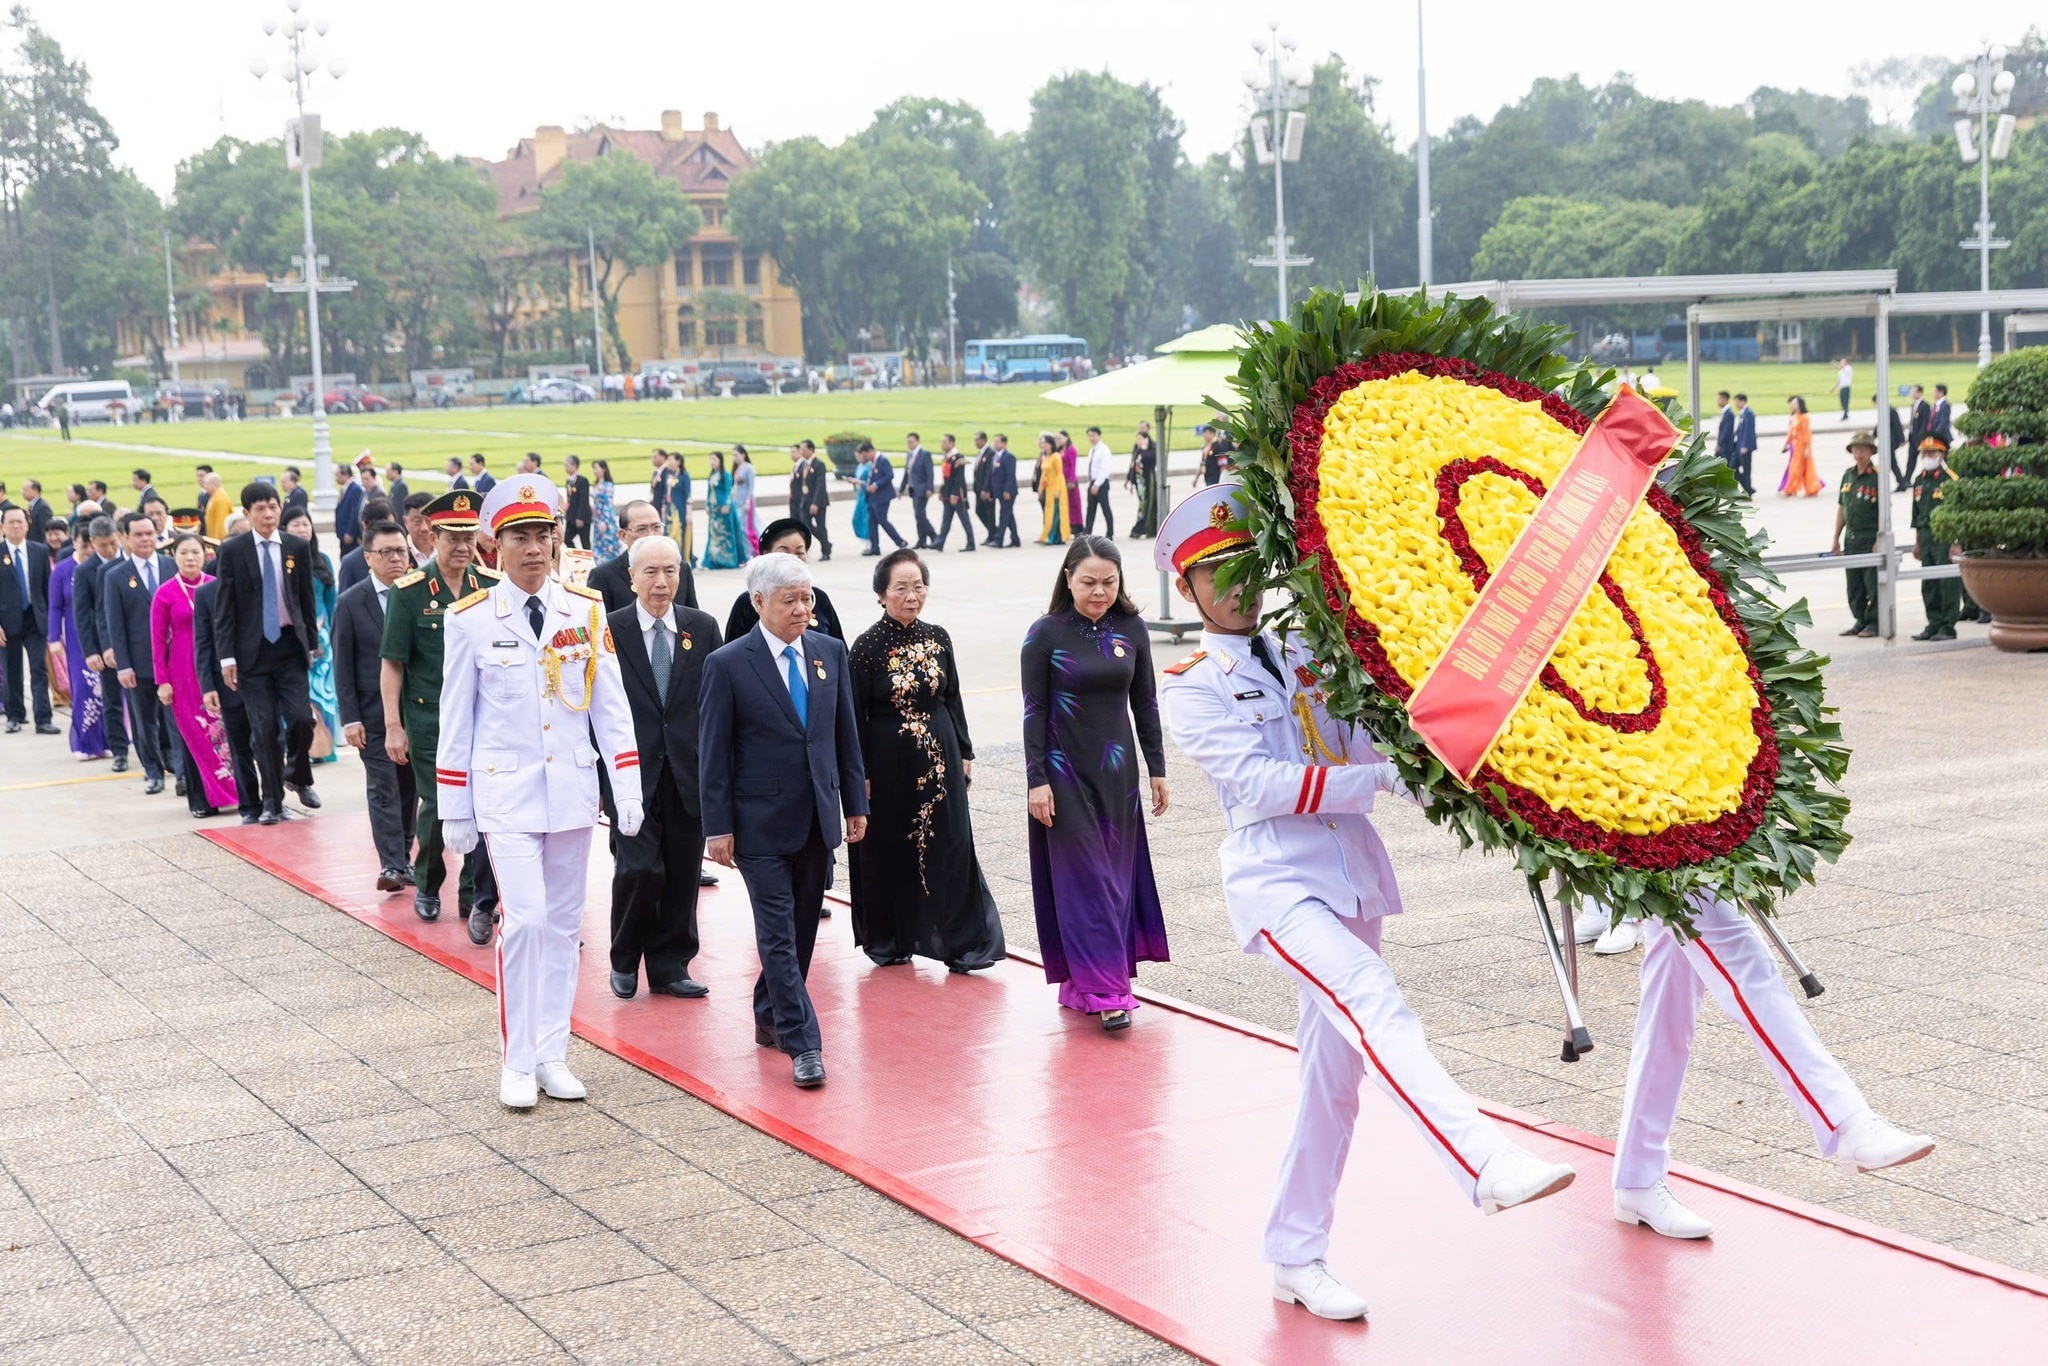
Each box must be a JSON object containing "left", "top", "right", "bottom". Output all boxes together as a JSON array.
[
  {"left": 673, "top": 253, "right": 693, "bottom": 287},
  {"left": 742, "top": 253, "right": 760, "bottom": 287},
  {"left": 677, "top": 312, "right": 696, "bottom": 348},
  {"left": 706, "top": 319, "right": 738, "bottom": 347},
  {"left": 745, "top": 318, "right": 764, "bottom": 346},
  {"left": 700, "top": 247, "right": 733, "bottom": 288}
]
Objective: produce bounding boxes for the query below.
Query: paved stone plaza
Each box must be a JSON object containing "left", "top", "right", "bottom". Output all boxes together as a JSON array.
[{"left": 3, "top": 457, "right": 2044, "bottom": 1362}]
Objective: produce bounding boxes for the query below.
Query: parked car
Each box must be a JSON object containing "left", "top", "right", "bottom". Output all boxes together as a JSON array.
[
  {"left": 708, "top": 369, "right": 772, "bottom": 396},
  {"left": 35, "top": 379, "right": 135, "bottom": 423},
  {"left": 524, "top": 376, "right": 595, "bottom": 404},
  {"left": 1590, "top": 332, "right": 1632, "bottom": 364}
]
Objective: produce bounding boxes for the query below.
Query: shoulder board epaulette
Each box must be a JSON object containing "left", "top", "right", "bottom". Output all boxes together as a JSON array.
[
  {"left": 475, "top": 566, "right": 502, "bottom": 580},
  {"left": 1163, "top": 649, "right": 1209, "bottom": 676},
  {"left": 450, "top": 587, "right": 491, "bottom": 613},
  {"left": 565, "top": 582, "right": 603, "bottom": 601},
  {"left": 392, "top": 569, "right": 425, "bottom": 589}
]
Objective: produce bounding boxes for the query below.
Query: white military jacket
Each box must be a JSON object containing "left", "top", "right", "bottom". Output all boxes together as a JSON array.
[
  {"left": 1161, "top": 629, "right": 1405, "bottom": 950},
  {"left": 436, "top": 575, "right": 637, "bottom": 835}
]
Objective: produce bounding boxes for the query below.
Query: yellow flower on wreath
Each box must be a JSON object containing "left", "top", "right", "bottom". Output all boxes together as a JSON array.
[{"left": 1315, "top": 371, "right": 1761, "bottom": 837}]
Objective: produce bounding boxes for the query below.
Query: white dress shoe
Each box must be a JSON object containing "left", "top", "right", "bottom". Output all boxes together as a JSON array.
[
  {"left": 1476, "top": 1146, "right": 1576, "bottom": 1214},
  {"left": 535, "top": 1061, "right": 586, "bottom": 1101},
  {"left": 1592, "top": 919, "right": 1643, "bottom": 955},
  {"left": 1272, "top": 1260, "right": 1368, "bottom": 1321},
  {"left": 1615, "top": 1180, "right": 1714, "bottom": 1239},
  {"left": 499, "top": 1067, "right": 537, "bottom": 1110},
  {"left": 1573, "top": 904, "right": 1610, "bottom": 945},
  {"left": 1834, "top": 1111, "right": 1934, "bottom": 1174}
]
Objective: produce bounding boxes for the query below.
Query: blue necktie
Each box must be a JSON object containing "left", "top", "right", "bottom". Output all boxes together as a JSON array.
[
  {"left": 260, "top": 541, "right": 281, "bottom": 643},
  {"left": 783, "top": 645, "right": 808, "bottom": 727}
]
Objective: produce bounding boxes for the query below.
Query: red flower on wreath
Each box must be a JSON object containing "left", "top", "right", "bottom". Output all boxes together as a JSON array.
[{"left": 1286, "top": 353, "right": 1779, "bottom": 869}]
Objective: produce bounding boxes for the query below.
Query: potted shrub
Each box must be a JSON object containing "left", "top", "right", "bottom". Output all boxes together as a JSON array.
[
  {"left": 1937, "top": 347, "right": 2048, "bottom": 652},
  {"left": 824, "top": 431, "right": 870, "bottom": 479}
]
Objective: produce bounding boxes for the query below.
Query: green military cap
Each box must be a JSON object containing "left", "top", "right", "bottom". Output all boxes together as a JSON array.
[
  {"left": 1845, "top": 430, "right": 1878, "bottom": 452},
  {"left": 424, "top": 488, "right": 483, "bottom": 531}
]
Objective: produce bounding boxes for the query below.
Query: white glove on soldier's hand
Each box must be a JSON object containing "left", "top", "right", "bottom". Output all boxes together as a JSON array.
[
  {"left": 444, "top": 819, "right": 479, "bottom": 855},
  {"left": 616, "top": 798, "right": 644, "bottom": 839},
  {"left": 1370, "top": 762, "right": 1401, "bottom": 793}
]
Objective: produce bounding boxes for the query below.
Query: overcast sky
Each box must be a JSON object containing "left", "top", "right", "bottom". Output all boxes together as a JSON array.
[{"left": 37, "top": 0, "right": 2044, "bottom": 195}]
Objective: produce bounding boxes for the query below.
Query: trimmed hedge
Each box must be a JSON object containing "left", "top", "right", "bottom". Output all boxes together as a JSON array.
[{"left": 1933, "top": 348, "right": 2048, "bottom": 556}]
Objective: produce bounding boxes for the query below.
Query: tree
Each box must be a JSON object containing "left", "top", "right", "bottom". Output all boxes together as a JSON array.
[
  {"left": 1007, "top": 72, "right": 1167, "bottom": 352},
  {"left": 727, "top": 136, "right": 857, "bottom": 360},
  {"left": 0, "top": 5, "right": 116, "bottom": 372},
  {"left": 1472, "top": 196, "right": 1689, "bottom": 280},
  {"left": 531, "top": 151, "right": 700, "bottom": 371}
]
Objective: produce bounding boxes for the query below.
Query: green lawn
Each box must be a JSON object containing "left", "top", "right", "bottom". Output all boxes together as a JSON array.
[
  {"left": 0, "top": 387, "right": 1164, "bottom": 497},
  {"left": 1689, "top": 359, "right": 1983, "bottom": 417}
]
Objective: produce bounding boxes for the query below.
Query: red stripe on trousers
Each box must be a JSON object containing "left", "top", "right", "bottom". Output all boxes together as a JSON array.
[
  {"left": 1259, "top": 929, "right": 1479, "bottom": 1179},
  {"left": 495, "top": 937, "right": 507, "bottom": 1061},
  {"left": 1695, "top": 938, "right": 1835, "bottom": 1132}
]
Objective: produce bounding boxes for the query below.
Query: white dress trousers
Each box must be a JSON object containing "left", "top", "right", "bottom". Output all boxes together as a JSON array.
[
  {"left": 489, "top": 831, "right": 593, "bottom": 1075},
  {"left": 1254, "top": 899, "right": 1513, "bottom": 1266},
  {"left": 1614, "top": 895, "right": 1871, "bottom": 1189}
]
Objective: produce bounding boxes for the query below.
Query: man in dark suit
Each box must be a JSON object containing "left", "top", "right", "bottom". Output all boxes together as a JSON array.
[
  {"left": 20, "top": 480, "right": 55, "bottom": 542},
  {"left": 468, "top": 453, "right": 495, "bottom": 495},
  {"left": 990, "top": 433, "right": 1021, "bottom": 547},
  {"left": 562, "top": 455, "right": 593, "bottom": 549},
  {"left": 280, "top": 467, "right": 309, "bottom": 516},
  {"left": 212, "top": 481, "right": 321, "bottom": 824},
  {"left": 333, "top": 465, "right": 365, "bottom": 555},
  {"left": 970, "top": 431, "right": 996, "bottom": 540},
  {"left": 336, "top": 499, "right": 394, "bottom": 595},
  {"left": 1930, "top": 384, "right": 1953, "bottom": 445},
  {"left": 1904, "top": 384, "right": 1932, "bottom": 491},
  {"left": 335, "top": 520, "right": 418, "bottom": 887},
  {"left": 700, "top": 553, "right": 869, "bottom": 1088},
  {"left": 797, "top": 439, "right": 832, "bottom": 560},
  {"left": 934, "top": 433, "right": 976, "bottom": 552},
  {"left": 0, "top": 505, "right": 56, "bottom": 732},
  {"left": 445, "top": 457, "right": 469, "bottom": 492},
  {"left": 1880, "top": 393, "right": 1907, "bottom": 492},
  {"left": 1730, "top": 394, "right": 1757, "bottom": 496},
  {"left": 904, "top": 432, "right": 936, "bottom": 548},
  {"left": 384, "top": 462, "right": 410, "bottom": 509},
  {"left": 862, "top": 443, "right": 906, "bottom": 556},
  {"left": 102, "top": 512, "right": 178, "bottom": 790},
  {"left": 606, "top": 535, "right": 720, "bottom": 1000},
  {"left": 192, "top": 575, "right": 261, "bottom": 823},
  {"left": 1711, "top": 391, "right": 1736, "bottom": 472},
  {"left": 588, "top": 499, "right": 696, "bottom": 614},
  {"left": 131, "top": 470, "right": 160, "bottom": 512},
  {"left": 71, "top": 516, "right": 130, "bottom": 768}
]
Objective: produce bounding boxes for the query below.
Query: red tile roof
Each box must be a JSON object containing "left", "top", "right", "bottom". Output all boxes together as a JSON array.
[{"left": 473, "top": 122, "right": 755, "bottom": 219}]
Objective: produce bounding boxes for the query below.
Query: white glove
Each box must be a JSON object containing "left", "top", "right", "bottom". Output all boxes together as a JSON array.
[
  {"left": 616, "top": 798, "right": 644, "bottom": 839},
  {"left": 1370, "top": 762, "right": 1401, "bottom": 793},
  {"left": 444, "top": 818, "right": 479, "bottom": 855}
]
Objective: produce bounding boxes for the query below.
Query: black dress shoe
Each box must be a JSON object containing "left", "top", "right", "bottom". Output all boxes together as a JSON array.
[
  {"left": 413, "top": 892, "right": 440, "bottom": 922},
  {"left": 240, "top": 812, "right": 261, "bottom": 825},
  {"left": 174, "top": 777, "right": 187, "bottom": 797},
  {"left": 650, "top": 976, "right": 709, "bottom": 998},
  {"left": 35, "top": 722, "right": 58, "bottom": 735},
  {"left": 291, "top": 784, "right": 321, "bottom": 809},
  {"left": 792, "top": 1050, "right": 825, "bottom": 1087},
  {"left": 400, "top": 867, "right": 417, "bottom": 886},
  {"left": 467, "top": 907, "right": 494, "bottom": 946},
  {"left": 818, "top": 905, "right": 832, "bottom": 919},
  {"left": 755, "top": 1023, "right": 777, "bottom": 1049},
  {"left": 610, "top": 971, "right": 637, "bottom": 1000},
  {"left": 1100, "top": 1010, "right": 1132, "bottom": 1033},
  {"left": 112, "top": 754, "right": 129, "bottom": 772},
  {"left": 376, "top": 868, "right": 404, "bottom": 892},
  {"left": 256, "top": 805, "right": 277, "bottom": 824},
  {"left": 144, "top": 777, "right": 164, "bottom": 795},
  {"left": 191, "top": 807, "right": 218, "bottom": 819},
  {"left": 698, "top": 871, "right": 719, "bottom": 887}
]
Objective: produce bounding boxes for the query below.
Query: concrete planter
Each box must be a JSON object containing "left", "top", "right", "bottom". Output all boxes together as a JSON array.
[{"left": 1957, "top": 554, "right": 2048, "bottom": 652}]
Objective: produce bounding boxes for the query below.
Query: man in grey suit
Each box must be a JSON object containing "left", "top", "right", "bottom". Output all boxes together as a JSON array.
[
  {"left": 904, "top": 431, "right": 936, "bottom": 548},
  {"left": 334, "top": 521, "right": 418, "bottom": 888},
  {"left": 699, "top": 553, "right": 868, "bottom": 1089},
  {"left": 101, "top": 512, "right": 178, "bottom": 792},
  {"left": 71, "top": 516, "right": 131, "bottom": 768}
]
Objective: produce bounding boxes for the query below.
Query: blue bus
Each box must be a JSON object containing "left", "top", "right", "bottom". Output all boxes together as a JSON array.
[{"left": 962, "top": 334, "right": 1089, "bottom": 384}]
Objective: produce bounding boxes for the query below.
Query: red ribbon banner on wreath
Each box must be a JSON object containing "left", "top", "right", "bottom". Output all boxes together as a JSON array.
[{"left": 1406, "top": 385, "right": 1680, "bottom": 785}]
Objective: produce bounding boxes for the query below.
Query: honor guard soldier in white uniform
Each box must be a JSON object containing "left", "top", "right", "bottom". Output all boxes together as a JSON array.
[
  {"left": 1610, "top": 890, "right": 1933, "bottom": 1239},
  {"left": 1156, "top": 484, "right": 1576, "bottom": 1323},
  {"left": 438, "top": 474, "right": 643, "bottom": 1110}
]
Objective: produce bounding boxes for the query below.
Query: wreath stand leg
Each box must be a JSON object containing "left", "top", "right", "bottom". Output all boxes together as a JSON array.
[
  {"left": 1529, "top": 881, "right": 1593, "bottom": 1062},
  {"left": 1744, "top": 901, "right": 1825, "bottom": 999}
]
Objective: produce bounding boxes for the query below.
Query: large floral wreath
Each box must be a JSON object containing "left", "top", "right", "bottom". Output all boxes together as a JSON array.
[{"left": 1219, "top": 288, "right": 1851, "bottom": 929}]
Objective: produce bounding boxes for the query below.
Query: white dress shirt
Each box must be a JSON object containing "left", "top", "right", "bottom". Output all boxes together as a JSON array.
[
  {"left": 221, "top": 530, "right": 289, "bottom": 670},
  {"left": 1088, "top": 440, "right": 1113, "bottom": 487},
  {"left": 758, "top": 622, "right": 806, "bottom": 703},
  {"left": 637, "top": 602, "right": 678, "bottom": 656}
]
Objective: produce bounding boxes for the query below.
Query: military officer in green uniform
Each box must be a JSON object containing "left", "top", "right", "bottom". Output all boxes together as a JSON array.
[
  {"left": 1908, "top": 435, "right": 1961, "bottom": 642},
  {"left": 381, "top": 489, "right": 501, "bottom": 933},
  {"left": 1829, "top": 430, "right": 1883, "bottom": 639}
]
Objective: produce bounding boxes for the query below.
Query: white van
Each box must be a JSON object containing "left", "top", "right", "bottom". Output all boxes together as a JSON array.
[{"left": 37, "top": 379, "right": 135, "bottom": 422}]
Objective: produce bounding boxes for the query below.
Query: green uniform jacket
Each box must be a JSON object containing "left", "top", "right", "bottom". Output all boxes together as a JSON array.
[
  {"left": 1838, "top": 465, "right": 1882, "bottom": 546},
  {"left": 378, "top": 560, "right": 499, "bottom": 749}
]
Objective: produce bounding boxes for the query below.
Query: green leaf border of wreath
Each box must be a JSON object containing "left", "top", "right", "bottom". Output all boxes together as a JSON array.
[{"left": 1208, "top": 285, "right": 1853, "bottom": 932}]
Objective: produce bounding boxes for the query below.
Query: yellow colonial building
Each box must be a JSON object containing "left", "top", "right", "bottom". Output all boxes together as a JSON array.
[{"left": 478, "top": 110, "right": 805, "bottom": 370}]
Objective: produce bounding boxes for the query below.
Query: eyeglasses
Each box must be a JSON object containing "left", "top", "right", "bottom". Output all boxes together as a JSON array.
[{"left": 368, "top": 545, "right": 410, "bottom": 558}]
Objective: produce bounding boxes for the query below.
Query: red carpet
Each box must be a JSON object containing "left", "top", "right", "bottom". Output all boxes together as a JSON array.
[{"left": 204, "top": 817, "right": 2048, "bottom": 1364}]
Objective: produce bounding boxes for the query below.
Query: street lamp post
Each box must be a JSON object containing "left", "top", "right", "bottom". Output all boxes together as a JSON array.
[
  {"left": 1952, "top": 43, "right": 2018, "bottom": 368},
  {"left": 1415, "top": 0, "right": 1433, "bottom": 284},
  {"left": 250, "top": 0, "right": 350, "bottom": 513},
  {"left": 1244, "top": 22, "right": 1310, "bottom": 319}
]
